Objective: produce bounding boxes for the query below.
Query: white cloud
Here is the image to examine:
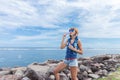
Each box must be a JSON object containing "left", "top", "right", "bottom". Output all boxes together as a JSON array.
[
  {"left": 77, "top": 0, "right": 120, "bottom": 38},
  {"left": 0, "top": 0, "right": 120, "bottom": 46}
]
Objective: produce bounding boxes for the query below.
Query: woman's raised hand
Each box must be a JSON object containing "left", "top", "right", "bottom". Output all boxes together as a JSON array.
[{"left": 63, "top": 33, "right": 67, "bottom": 39}]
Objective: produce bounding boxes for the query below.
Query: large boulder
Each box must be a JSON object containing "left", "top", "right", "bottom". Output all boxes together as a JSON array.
[
  {"left": 92, "top": 55, "right": 111, "bottom": 63},
  {"left": 24, "top": 68, "right": 39, "bottom": 80},
  {"left": 15, "top": 69, "right": 24, "bottom": 80},
  {"left": 26, "top": 63, "right": 57, "bottom": 80},
  {"left": 11, "top": 67, "right": 27, "bottom": 74},
  {"left": 0, "top": 71, "right": 11, "bottom": 76}
]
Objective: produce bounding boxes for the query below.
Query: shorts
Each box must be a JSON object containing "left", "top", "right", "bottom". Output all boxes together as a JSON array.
[{"left": 64, "top": 59, "right": 78, "bottom": 67}]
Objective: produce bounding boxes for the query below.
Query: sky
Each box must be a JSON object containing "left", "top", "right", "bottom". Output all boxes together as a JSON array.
[{"left": 0, "top": 0, "right": 120, "bottom": 48}]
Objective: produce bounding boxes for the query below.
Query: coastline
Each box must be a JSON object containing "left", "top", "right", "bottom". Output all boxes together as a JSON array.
[{"left": 0, "top": 54, "right": 120, "bottom": 80}]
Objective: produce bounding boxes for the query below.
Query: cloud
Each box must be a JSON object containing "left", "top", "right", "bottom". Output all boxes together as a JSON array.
[
  {"left": 77, "top": 0, "right": 120, "bottom": 38},
  {"left": 0, "top": 0, "right": 120, "bottom": 47}
]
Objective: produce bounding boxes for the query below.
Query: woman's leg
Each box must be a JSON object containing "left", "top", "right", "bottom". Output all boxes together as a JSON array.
[
  {"left": 53, "top": 62, "right": 67, "bottom": 80},
  {"left": 70, "top": 66, "right": 78, "bottom": 80}
]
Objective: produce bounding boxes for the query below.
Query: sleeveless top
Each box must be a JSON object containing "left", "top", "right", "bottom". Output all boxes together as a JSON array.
[{"left": 65, "top": 36, "right": 79, "bottom": 59}]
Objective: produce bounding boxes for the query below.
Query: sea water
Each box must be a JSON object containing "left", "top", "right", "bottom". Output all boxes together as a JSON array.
[{"left": 0, "top": 47, "right": 120, "bottom": 68}]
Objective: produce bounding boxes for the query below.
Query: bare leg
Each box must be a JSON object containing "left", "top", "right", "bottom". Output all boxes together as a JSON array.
[
  {"left": 70, "top": 67, "right": 78, "bottom": 80},
  {"left": 53, "top": 62, "right": 67, "bottom": 80}
]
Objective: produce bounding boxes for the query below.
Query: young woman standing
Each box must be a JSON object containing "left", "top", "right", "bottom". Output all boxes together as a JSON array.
[{"left": 53, "top": 28, "right": 83, "bottom": 80}]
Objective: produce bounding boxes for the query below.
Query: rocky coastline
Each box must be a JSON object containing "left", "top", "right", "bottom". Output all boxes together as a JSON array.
[{"left": 0, "top": 54, "right": 120, "bottom": 80}]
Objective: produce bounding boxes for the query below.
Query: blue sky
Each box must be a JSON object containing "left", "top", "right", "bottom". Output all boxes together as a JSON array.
[{"left": 0, "top": 0, "right": 120, "bottom": 48}]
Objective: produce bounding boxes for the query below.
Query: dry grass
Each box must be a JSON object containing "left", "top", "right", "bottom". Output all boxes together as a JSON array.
[{"left": 97, "top": 67, "right": 120, "bottom": 80}]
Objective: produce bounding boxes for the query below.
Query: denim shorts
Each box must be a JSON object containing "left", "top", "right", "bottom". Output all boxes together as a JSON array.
[{"left": 64, "top": 59, "right": 78, "bottom": 67}]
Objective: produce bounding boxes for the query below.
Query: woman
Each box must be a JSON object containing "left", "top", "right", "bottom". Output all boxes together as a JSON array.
[{"left": 53, "top": 28, "right": 83, "bottom": 80}]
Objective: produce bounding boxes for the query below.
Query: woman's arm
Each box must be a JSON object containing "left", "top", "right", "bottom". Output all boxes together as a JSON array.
[
  {"left": 75, "top": 39, "right": 83, "bottom": 54},
  {"left": 60, "top": 34, "right": 67, "bottom": 49},
  {"left": 68, "top": 39, "right": 83, "bottom": 54}
]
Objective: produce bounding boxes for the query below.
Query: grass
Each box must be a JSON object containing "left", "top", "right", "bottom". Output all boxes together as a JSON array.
[{"left": 96, "top": 67, "right": 120, "bottom": 80}]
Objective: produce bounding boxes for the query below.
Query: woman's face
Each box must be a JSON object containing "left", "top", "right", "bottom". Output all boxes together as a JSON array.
[{"left": 69, "top": 28, "right": 76, "bottom": 37}]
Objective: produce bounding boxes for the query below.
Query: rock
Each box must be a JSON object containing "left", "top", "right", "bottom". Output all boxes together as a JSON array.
[
  {"left": 90, "top": 66, "right": 99, "bottom": 73},
  {"left": 0, "top": 75, "right": 17, "bottom": 80},
  {"left": 15, "top": 69, "right": 24, "bottom": 80},
  {"left": 84, "top": 78, "right": 92, "bottom": 80},
  {"left": 67, "top": 73, "right": 71, "bottom": 78},
  {"left": 27, "top": 64, "right": 51, "bottom": 80},
  {"left": 0, "top": 54, "right": 120, "bottom": 80},
  {"left": 102, "top": 69, "right": 108, "bottom": 76},
  {"left": 88, "top": 74, "right": 100, "bottom": 79},
  {"left": 59, "top": 72, "right": 69, "bottom": 80},
  {"left": 99, "top": 63, "right": 105, "bottom": 68},
  {"left": 83, "top": 71, "right": 88, "bottom": 77},
  {"left": 0, "top": 71, "right": 11, "bottom": 76},
  {"left": 49, "top": 75, "right": 55, "bottom": 80},
  {"left": 0, "top": 68, "right": 3, "bottom": 71},
  {"left": 63, "top": 69, "right": 70, "bottom": 74},
  {"left": 46, "top": 66, "right": 55, "bottom": 78},
  {"left": 82, "top": 60, "right": 92, "bottom": 67},
  {"left": 87, "top": 69, "right": 93, "bottom": 74},
  {"left": 115, "top": 63, "right": 120, "bottom": 68},
  {"left": 79, "top": 65, "right": 89, "bottom": 72},
  {"left": 11, "top": 67, "right": 27, "bottom": 74},
  {"left": 77, "top": 72, "right": 84, "bottom": 80},
  {"left": 22, "top": 77, "right": 31, "bottom": 80},
  {"left": 78, "top": 57, "right": 85, "bottom": 61},
  {"left": 2, "top": 67, "right": 11, "bottom": 71},
  {"left": 45, "top": 59, "right": 60, "bottom": 64},
  {"left": 24, "top": 68, "right": 39, "bottom": 80},
  {"left": 96, "top": 69, "right": 108, "bottom": 77},
  {"left": 95, "top": 70, "right": 103, "bottom": 76},
  {"left": 91, "top": 63, "right": 101, "bottom": 68},
  {"left": 32, "top": 62, "right": 40, "bottom": 65},
  {"left": 92, "top": 55, "right": 111, "bottom": 63},
  {"left": 110, "top": 68, "right": 116, "bottom": 72}
]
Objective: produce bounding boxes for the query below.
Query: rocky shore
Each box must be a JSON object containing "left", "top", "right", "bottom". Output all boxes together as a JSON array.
[{"left": 0, "top": 54, "right": 120, "bottom": 80}]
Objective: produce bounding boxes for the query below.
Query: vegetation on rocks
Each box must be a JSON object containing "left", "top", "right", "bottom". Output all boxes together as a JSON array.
[{"left": 97, "top": 67, "right": 120, "bottom": 80}]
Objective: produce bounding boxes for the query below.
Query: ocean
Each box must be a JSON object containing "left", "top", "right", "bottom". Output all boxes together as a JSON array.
[{"left": 0, "top": 47, "right": 120, "bottom": 68}]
